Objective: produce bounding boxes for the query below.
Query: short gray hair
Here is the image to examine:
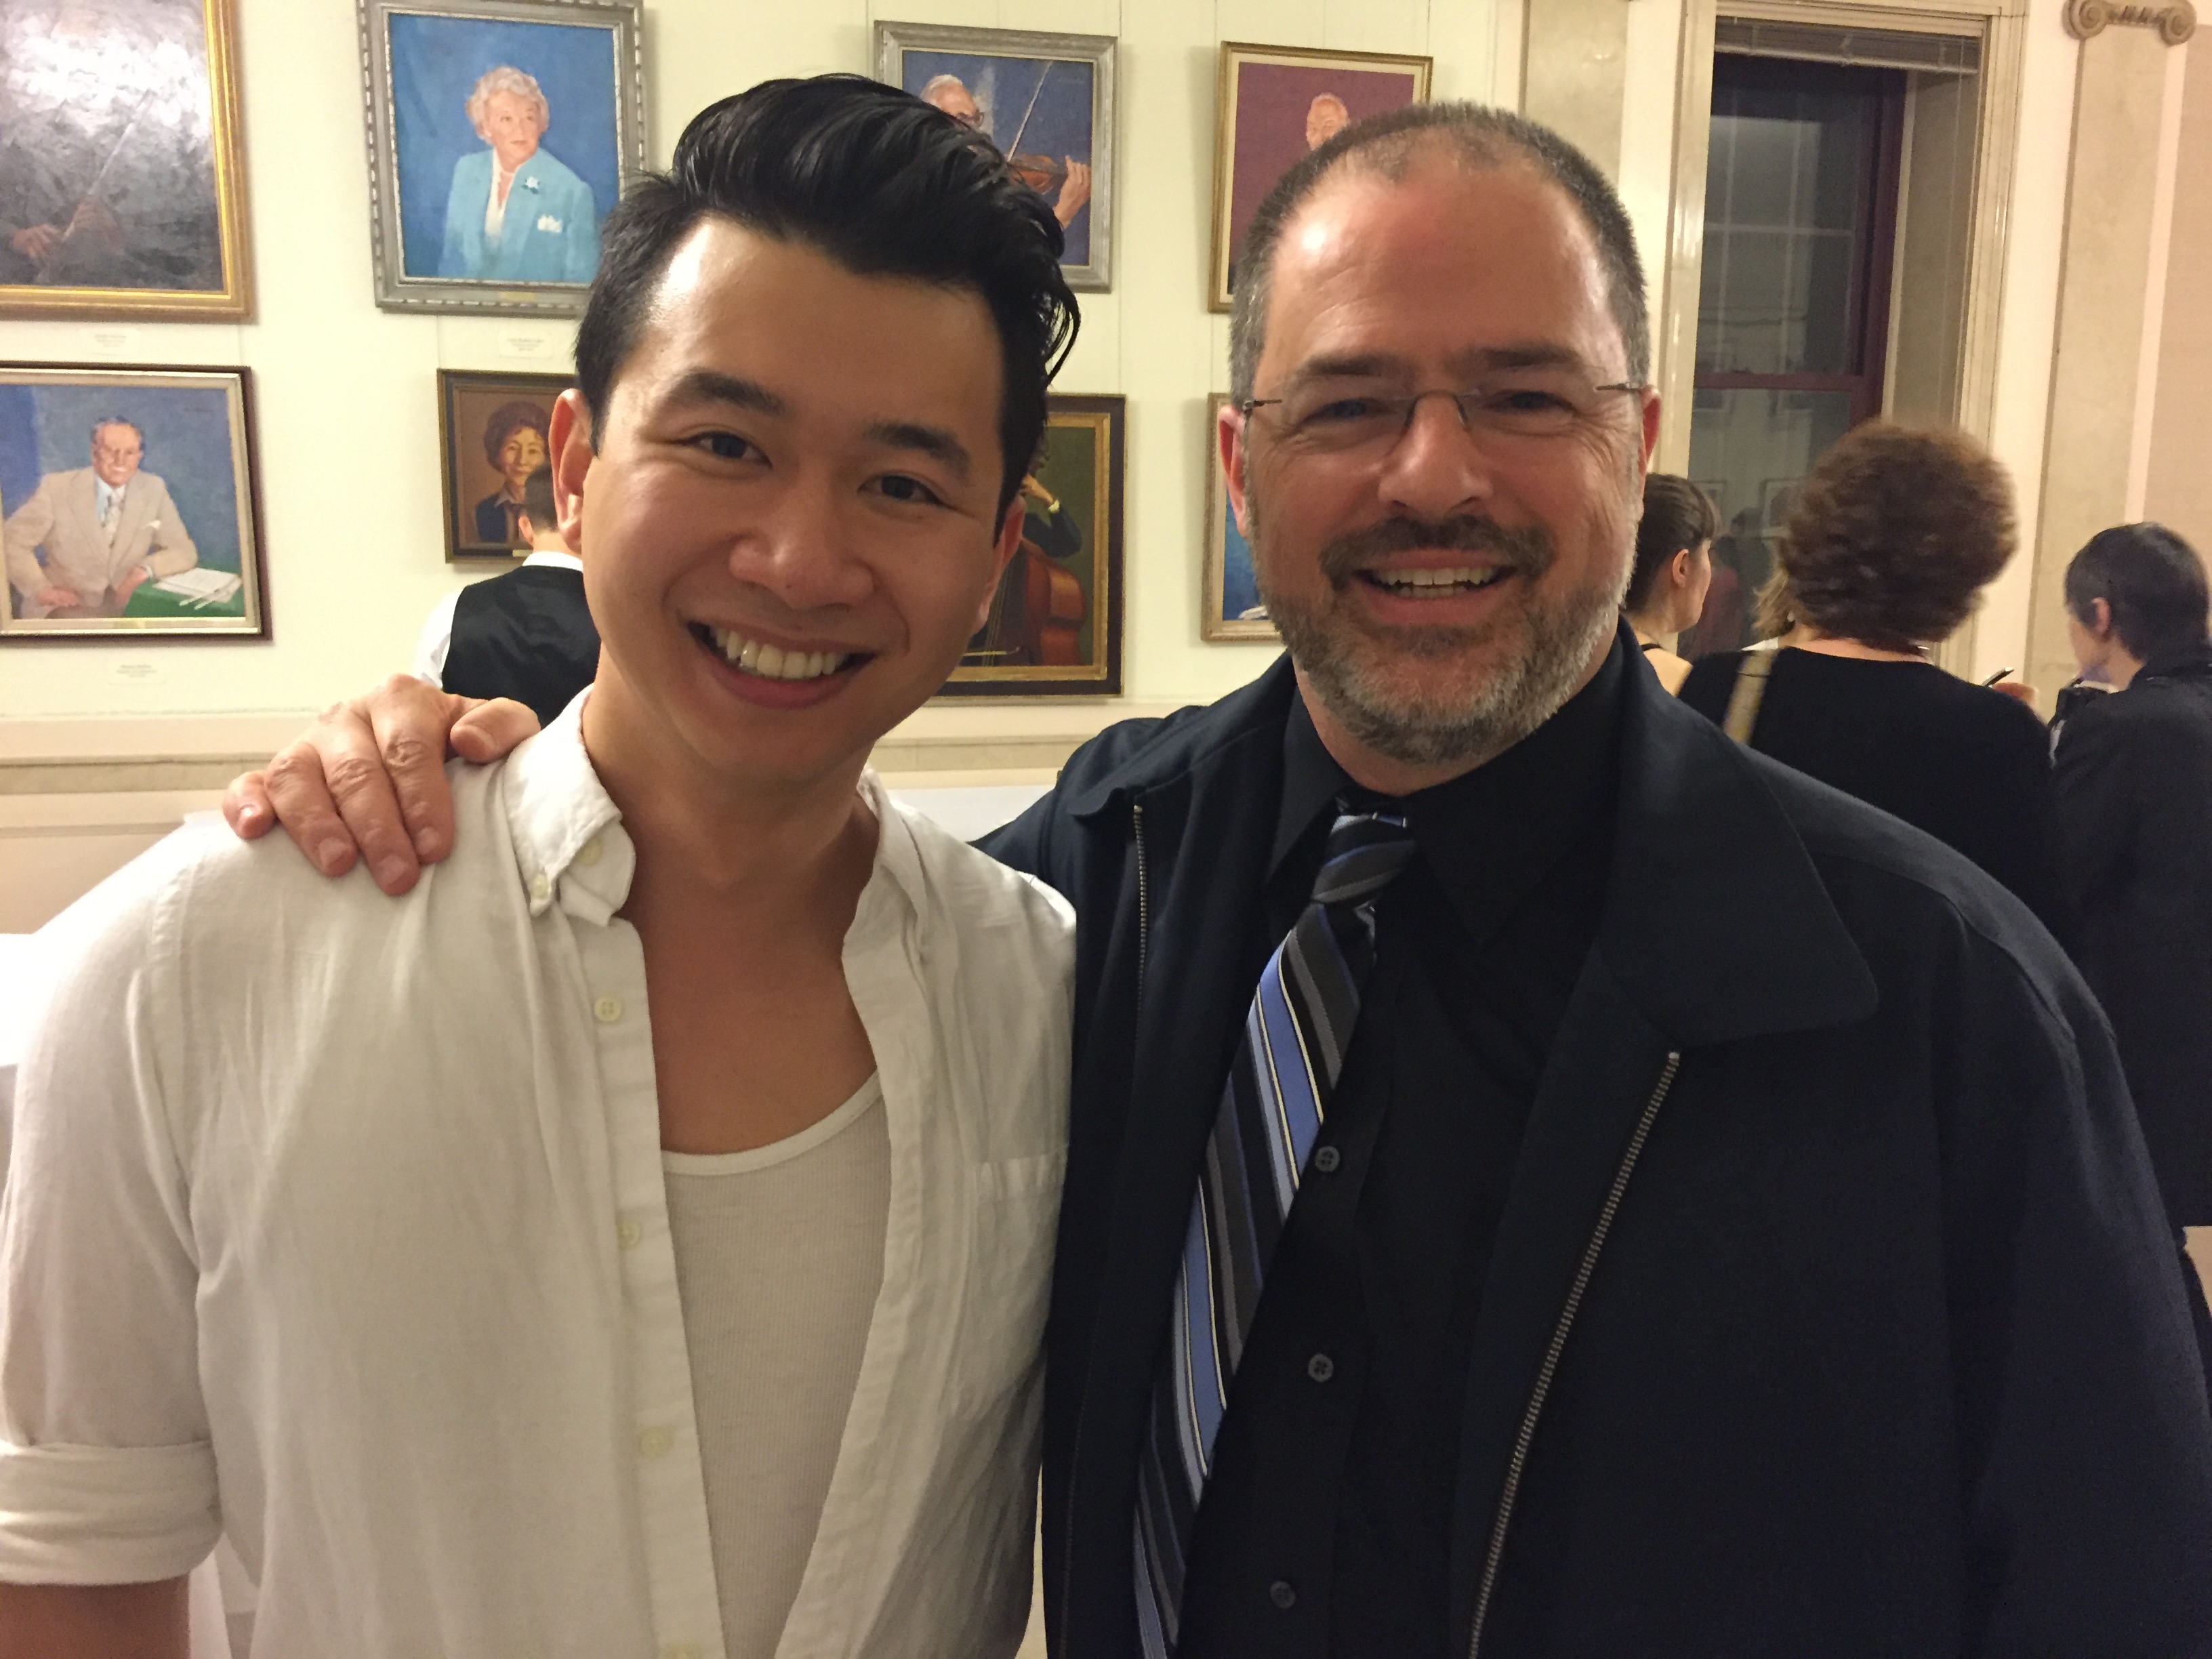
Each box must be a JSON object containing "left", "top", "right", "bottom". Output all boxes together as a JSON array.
[
  {"left": 1227, "top": 102, "right": 1650, "bottom": 401},
  {"left": 89, "top": 416, "right": 144, "bottom": 451},
  {"left": 466, "top": 65, "right": 550, "bottom": 138}
]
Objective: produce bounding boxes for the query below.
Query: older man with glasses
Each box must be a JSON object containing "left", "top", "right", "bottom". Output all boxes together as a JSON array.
[{"left": 228, "top": 100, "right": 2211, "bottom": 1657}]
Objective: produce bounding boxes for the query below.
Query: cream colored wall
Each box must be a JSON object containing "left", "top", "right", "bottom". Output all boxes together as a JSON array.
[
  {"left": 2145, "top": 35, "right": 2212, "bottom": 555},
  {"left": 0, "top": 0, "right": 1501, "bottom": 731}
]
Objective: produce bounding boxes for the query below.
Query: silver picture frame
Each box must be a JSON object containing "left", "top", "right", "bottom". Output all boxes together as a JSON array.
[
  {"left": 873, "top": 19, "right": 1116, "bottom": 293},
  {"left": 356, "top": 0, "right": 646, "bottom": 315}
]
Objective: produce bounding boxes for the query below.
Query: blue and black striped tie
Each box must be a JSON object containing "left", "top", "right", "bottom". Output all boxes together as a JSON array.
[{"left": 1133, "top": 806, "right": 1416, "bottom": 1655}]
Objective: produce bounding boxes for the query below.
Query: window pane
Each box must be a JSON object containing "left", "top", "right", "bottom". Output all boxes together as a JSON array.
[
  {"left": 1698, "top": 62, "right": 1872, "bottom": 376},
  {"left": 1681, "top": 387, "right": 1854, "bottom": 656}
]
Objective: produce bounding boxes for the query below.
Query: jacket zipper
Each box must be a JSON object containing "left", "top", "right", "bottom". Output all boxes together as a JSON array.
[
  {"left": 1465, "top": 1049, "right": 1683, "bottom": 1659},
  {"left": 1133, "top": 800, "right": 1152, "bottom": 997},
  {"left": 1056, "top": 798, "right": 1152, "bottom": 1659}
]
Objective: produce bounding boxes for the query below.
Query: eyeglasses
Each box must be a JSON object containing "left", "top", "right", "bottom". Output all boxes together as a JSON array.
[{"left": 1240, "top": 373, "right": 1645, "bottom": 454}]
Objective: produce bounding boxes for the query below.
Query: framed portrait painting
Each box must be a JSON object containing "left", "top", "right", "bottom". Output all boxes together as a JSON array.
[
  {"left": 0, "top": 0, "right": 252, "bottom": 321},
  {"left": 436, "top": 368, "right": 571, "bottom": 560},
  {"left": 943, "top": 393, "right": 1123, "bottom": 698},
  {"left": 1202, "top": 395, "right": 1276, "bottom": 642},
  {"left": 1209, "top": 42, "right": 1431, "bottom": 310},
  {"left": 875, "top": 20, "right": 1115, "bottom": 292},
  {"left": 358, "top": 0, "right": 645, "bottom": 314},
  {"left": 0, "top": 363, "right": 268, "bottom": 640}
]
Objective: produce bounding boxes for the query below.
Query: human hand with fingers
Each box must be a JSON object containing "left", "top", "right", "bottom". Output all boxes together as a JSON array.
[{"left": 223, "top": 675, "right": 541, "bottom": 894}]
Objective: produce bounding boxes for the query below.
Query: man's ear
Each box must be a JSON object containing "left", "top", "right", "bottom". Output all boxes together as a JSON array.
[
  {"left": 513, "top": 510, "right": 537, "bottom": 548},
  {"left": 2091, "top": 596, "right": 2116, "bottom": 640},
  {"left": 548, "top": 389, "right": 593, "bottom": 556},
  {"left": 975, "top": 494, "right": 1027, "bottom": 632},
  {"left": 1219, "top": 401, "right": 1253, "bottom": 537}
]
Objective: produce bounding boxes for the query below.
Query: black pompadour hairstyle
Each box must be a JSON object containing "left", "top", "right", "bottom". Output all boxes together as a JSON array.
[
  {"left": 2064, "top": 522, "right": 2211, "bottom": 662},
  {"left": 1228, "top": 102, "right": 1650, "bottom": 402},
  {"left": 1626, "top": 474, "right": 1719, "bottom": 612},
  {"left": 574, "top": 75, "right": 1080, "bottom": 515}
]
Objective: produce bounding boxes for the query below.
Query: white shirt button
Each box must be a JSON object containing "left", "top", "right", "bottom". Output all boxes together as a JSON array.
[
  {"left": 593, "top": 995, "right": 623, "bottom": 1023},
  {"left": 575, "top": 836, "right": 603, "bottom": 867},
  {"left": 615, "top": 1214, "right": 642, "bottom": 1250},
  {"left": 528, "top": 871, "right": 552, "bottom": 904},
  {"left": 637, "top": 1425, "right": 674, "bottom": 1459}
]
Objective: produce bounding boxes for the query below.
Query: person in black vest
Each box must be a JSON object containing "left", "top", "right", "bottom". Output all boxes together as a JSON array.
[
  {"left": 414, "top": 463, "right": 599, "bottom": 727},
  {"left": 2054, "top": 521, "right": 2212, "bottom": 1380}
]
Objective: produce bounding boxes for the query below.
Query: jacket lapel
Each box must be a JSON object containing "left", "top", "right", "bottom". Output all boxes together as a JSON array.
[{"left": 1448, "top": 668, "right": 1879, "bottom": 1645}]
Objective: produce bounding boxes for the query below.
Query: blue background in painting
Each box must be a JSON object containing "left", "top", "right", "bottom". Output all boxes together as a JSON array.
[
  {"left": 904, "top": 49, "right": 1094, "bottom": 266},
  {"left": 0, "top": 384, "right": 244, "bottom": 575},
  {"left": 388, "top": 14, "right": 620, "bottom": 279},
  {"left": 1221, "top": 502, "right": 1261, "bottom": 621}
]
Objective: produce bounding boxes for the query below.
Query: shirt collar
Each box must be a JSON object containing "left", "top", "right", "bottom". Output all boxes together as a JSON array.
[
  {"left": 1269, "top": 630, "right": 1629, "bottom": 935},
  {"left": 501, "top": 689, "right": 925, "bottom": 937},
  {"left": 501, "top": 691, "right": 631, "bottom": 926}
]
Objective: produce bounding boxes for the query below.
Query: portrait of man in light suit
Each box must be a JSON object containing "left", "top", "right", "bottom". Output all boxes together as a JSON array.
[
  {"left": 438, "top": 65, "right": 598, "bottom": 284},
  {"left": 3, "top": 418, "right": 197, "bottom": 619}
]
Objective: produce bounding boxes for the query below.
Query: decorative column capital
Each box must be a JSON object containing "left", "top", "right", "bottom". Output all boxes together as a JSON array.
[{"left": 2063, "top": 0, "right": 2197, "bottom": 45}]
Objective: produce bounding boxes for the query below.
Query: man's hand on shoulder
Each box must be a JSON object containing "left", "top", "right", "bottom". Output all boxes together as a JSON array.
[{"left": 222, "top": 674, "right": 541, "bottom": 895}]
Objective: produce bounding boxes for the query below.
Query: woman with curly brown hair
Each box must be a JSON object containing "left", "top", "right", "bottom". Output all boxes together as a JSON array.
[{"left": 1679, "top": 421, "right": 2064, "bottom": 931}]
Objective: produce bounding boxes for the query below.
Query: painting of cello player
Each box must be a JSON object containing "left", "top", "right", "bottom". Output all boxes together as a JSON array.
[
  {"left": 876, "top": 20, "right": 1115, "bottom": 291},
  {"left": 946, "top": 392, "right": 1122, "bottom": 696},
  {"left": 0, "top": 0, "right": 252, "bottom": 320}
]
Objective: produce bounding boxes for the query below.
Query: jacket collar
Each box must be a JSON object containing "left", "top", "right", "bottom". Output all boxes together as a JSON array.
[
  {"left": 1594, "top": 657, "right": 1877, "bottom": 1046},
  {"left": 2137, "top": 640, "right": 2212, "bottom": 682},
  {"left": 1067, "top": 641, "right": 1873, "bottom": 1047},
  {"left": 1063, "top": 653, "right": 1300, "bottom": 820}
]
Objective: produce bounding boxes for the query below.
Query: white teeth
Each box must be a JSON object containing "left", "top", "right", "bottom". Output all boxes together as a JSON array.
[
  {"left": 1373, "top": 566, "right": 1504, "bottom": 592},
  {"left": 706, "top": 626, "right": 850, "bottom": 681}
]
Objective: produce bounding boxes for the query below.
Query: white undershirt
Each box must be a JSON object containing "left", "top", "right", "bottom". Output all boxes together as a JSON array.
[
  {"left": 485, "top": 157, "right": 520, "bottom": 239},
  {"left": 664, "top": 1076, "right": 890, "bottom": 1659}
]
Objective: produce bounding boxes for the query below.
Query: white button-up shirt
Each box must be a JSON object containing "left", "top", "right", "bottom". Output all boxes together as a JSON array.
[{"left": 0, "top": 699, "right": 1073, "bottom": 1658}]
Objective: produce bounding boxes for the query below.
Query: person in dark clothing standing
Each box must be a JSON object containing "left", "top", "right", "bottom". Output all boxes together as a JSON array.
[
  {"left": 1679, "top": 422, "right": 2065, "bottom": 934},
  {"left": 414, "top": 464, "right": 599, "bottom": 728},
  {"left": 2053, "top": 521, "right": 2212, "bottom": 1372}
]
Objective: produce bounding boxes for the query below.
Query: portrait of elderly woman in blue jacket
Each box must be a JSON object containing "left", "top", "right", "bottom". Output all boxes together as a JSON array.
[{"left": 438, "top": 66, "right": 598, "bottom": 283}]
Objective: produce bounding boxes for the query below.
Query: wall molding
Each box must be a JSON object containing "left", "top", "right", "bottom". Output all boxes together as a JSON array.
[
  {"left": 0, "top": 700, "right": 1189, "bottom": 798},
  {"left": 2062, "top": 0, "right": 2196, "bottom": 44}
]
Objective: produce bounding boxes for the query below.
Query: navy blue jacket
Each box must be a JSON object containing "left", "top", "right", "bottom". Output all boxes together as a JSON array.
[{"left": 983, "top": 646, "right": 2212, "bottom": 1658}]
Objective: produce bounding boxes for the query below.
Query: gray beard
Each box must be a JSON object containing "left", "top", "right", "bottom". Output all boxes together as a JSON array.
[{"left": 1255, "top": 504, "right": 1629, "bottom": 772}]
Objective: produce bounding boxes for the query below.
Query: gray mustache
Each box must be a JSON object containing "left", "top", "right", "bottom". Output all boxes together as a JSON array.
[{"left": 1317, "top": 516, "right": 1553, "bottom": 582}]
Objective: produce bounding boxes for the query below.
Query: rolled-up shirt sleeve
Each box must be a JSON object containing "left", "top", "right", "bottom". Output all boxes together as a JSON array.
[{"left": 0, "top": 842, "right": 218, "bottom": 1584}]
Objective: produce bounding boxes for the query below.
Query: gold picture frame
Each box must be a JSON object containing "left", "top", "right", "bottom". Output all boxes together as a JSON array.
[
  {"left": 1202, "top": 394, "right": 1277, "bottom": 642},
  {"left": 1208, "top": 41, "right": 1431, "bottom": 312},
  {"left": 941, "top": 392, "right": 1124, "bottom": 697},
  {"left": 0, "top": 0, "right": 254, "bottom": 321}
]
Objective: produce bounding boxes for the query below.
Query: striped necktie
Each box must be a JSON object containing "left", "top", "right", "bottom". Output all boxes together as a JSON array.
[{"left": 1134, "top": 805, "right": 1416, "bottom": 1655}]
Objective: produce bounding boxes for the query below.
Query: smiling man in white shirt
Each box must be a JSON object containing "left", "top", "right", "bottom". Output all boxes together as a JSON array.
[{"left": 0, "top": 76, "right": 1077, "bottom": 1659}]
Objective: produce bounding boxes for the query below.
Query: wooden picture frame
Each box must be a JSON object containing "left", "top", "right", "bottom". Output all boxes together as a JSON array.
[
  {"left": 874, "top": 19, "right": 1116, "bottom": 293},
  {"left": 0, "top": 0, "right": 253, "bottom": 321},
  {"left": 358, "top": 0, "right": 646, "bottom": 315},
  {"left": 1208, "top": 41, "right": 1431, "bottom": 311},
  {"left": 941, "top": 392, "right": 1124, "bottom": 697},
  {"left": 1202, "top": 394, "right": 1277, "bottom": 642},
  {"left": 436, "top": 368, "right": 573, "bottom": 560},
  {"left": 0, "top": 363, "right": 268, "bottom": 640}
]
